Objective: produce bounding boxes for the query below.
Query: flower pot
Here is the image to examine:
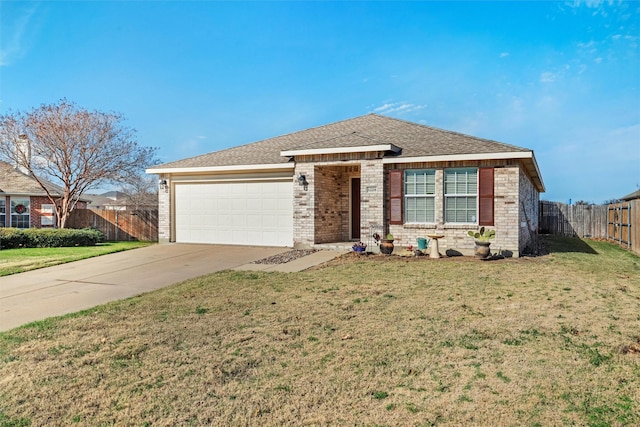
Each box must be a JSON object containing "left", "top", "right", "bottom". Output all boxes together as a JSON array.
[
  {"left": 380, "top": 239, "right": 394, "bottom": 255},
  {"left": 353, "top": 247, "right": 366, "bottom": 254},
  {"left": 474, "top": 240, "right": 492, "bottom": 259}
]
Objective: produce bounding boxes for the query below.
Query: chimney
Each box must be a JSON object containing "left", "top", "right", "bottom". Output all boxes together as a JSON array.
[{"left": 15, "top": 134, "right": 31, "bottom": 175}]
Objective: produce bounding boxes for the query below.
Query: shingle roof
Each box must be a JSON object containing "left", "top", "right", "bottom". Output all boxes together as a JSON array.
[
  {"left": 621, "top": 189, "right": 640, "bottom": 201},
  {"left": 152, "top": 114, "right": 531, "bottom": 170},
  {"left": 0, "top": 161, "right": 63, "bottom": 196}
]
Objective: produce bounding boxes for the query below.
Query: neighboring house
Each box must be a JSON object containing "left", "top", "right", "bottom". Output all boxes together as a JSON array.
[
  {"left": 146, "top": 114, "right": 545, "bottom": 257},
  {"left": 84, "top": 191, "right": 158, "bottom": 211},
  {"left": 85, "top": 191, "right": 129, "bottom": 211},
  {"left": 0, "top": 160, "right": 88, "bottom": 228}
]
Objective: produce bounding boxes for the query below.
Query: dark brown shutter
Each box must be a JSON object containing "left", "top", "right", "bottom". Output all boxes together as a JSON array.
[
  {"left": 389, "top": 169, "right": 403, "bottom": 224},
  {"left": 478, "top": 167, "right": 494, "bottom": 226}
]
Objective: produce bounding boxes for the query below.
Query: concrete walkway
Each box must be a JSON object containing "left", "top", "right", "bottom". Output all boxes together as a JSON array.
[{"left": 0, "top": 244, "right": 345, "bottom": 332}]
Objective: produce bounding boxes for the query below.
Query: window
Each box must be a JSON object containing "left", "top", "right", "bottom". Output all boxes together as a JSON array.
[
  {"left": 392, "top": 167, "right": 491, "bottom": 226},
  {"left": 11, "top": 198, "right": 30, "bottom": 228},
  {"left": 445, "top": 168, "right": 477, "bottom": 223},
  {"left": 404, "top": 169, "right": 435, "bottom": 223},
  {"left": 0, "top": 198, "right": 5, "bottom": 227},
  {"left": 41, "top": 204, "right": 55, "bottom": 226}
]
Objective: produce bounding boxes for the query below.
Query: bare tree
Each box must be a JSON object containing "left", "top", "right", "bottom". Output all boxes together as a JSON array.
[
  {"left": 0, "top": 99, "right": 158, "bottom": 228},
  {"left": 119, "top": 174, "right": 159, "bottom": 210}
]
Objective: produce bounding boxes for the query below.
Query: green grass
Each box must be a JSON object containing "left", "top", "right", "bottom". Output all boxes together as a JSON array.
[
  {"left": 0, "top": 236, "right": 638, "bottom": 426},
  {"left": 0, "top": 241, "right": 153, "bottom": 276}
]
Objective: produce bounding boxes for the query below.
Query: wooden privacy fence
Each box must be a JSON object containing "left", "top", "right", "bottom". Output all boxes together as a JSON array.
[
  {"left": 608, "top": 201, "right": 638, "bottom": 255},
  {"left": 68, "top": 208, "right": 158, "bottom": 241},
  {"left": 539, "top": 200, "right": 638, "bottom": 255},
  {"left": 539, "top": 201, "right": 608, "bottom": 238}
]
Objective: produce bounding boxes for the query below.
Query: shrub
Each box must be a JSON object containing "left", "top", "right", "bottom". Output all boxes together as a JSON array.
[
  {"left": 0, "top": 228, "right": 105, "bottom": 248},
  {"left": 0, "top": 228, "right": 29, "bottom": 249}
]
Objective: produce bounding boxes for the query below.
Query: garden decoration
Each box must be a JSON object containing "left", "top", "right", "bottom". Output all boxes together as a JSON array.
[
  {"left": 468, "top": 227, "right": 496, "bottom": 258},
  {"left": 379, "top": 233, "right": 395, "bottom": 255},
  {"left": 352, "top": 242, "right": 367, "bottom": 254},
  {"left": 416, "top": 237, "right": 429, "bottom": 251}
]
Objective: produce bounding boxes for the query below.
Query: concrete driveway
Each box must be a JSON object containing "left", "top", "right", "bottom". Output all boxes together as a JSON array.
[{"left": 0, "top": 244, "right": 289, "bottom": 332}]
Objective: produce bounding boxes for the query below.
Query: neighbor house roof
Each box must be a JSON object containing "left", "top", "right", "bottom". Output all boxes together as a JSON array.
[
  {"left": 0, "top": 160, "right": 92, "bottom": 202},
  {"left": 621, "top": 189, "right": 640, "bottom": 201},
  {"left": 147, "top": 114, "right": 544, "bottom": 191},
  {"left": 0, "top": 160, "right": 63, "bottom": 196}
]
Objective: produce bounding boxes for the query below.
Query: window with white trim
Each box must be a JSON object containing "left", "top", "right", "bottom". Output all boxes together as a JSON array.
[
  {"left": 444, "top": 168, "right": 477, "bottom": 223},
  {"left": 11, "top": 198, "right": 30, "bottom": 228},
  {"left": 41, "top": 204, "right": 55, "bottom": 226},
  {"left": 0, "top": 198, "right": 5, "bottom": 227},
  {"left": 404, "top": 169, "right": 436, "bottom": 223}
]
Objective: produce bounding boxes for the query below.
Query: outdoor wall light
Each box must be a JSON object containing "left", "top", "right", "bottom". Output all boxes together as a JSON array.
[
  {"left": 297, "top": 174, "right": 309, "bottom": 191},
  {"left": 159, "top": 179, "right": 168, "bottom": 193}
]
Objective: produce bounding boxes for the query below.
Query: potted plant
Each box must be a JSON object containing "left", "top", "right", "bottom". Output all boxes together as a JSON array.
[
  {"left": 467, "top": 227, "right": 496, "bottom": 258},
  {"left": 352, "top": 241, "right": 367, "bottom": 254},
  {"left": 379, "top": 233, "right": 395, "bottom": 255}
]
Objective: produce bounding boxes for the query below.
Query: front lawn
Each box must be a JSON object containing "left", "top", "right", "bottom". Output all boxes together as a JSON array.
[
  {"left": 0, "top": 237, "right": 638, "bottom": 426},
  {"left": 0, "top": 241, "right": 154, "bottom": 276}
]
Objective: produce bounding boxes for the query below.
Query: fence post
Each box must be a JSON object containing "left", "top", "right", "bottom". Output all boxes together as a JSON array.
[
  {"left": 618, "top": 204, "right": 622, "bottom": 245},
  {"left": 627, "top": 202, "right": 631, "bottom": 249}
]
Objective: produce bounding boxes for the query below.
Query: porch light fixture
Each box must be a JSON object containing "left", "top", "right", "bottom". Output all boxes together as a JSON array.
[
  {"left": 297, "top": 174, "right": 308, "bottom": 191},
  {"left": 159, "top": 179, "right": 168, "bottom": 193}
]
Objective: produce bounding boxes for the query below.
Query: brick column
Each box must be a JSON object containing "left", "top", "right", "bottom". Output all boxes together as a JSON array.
[
  {"left": 493, "top": 166, "right": 519, "bottom": 255},
  {"left": 158, "top": 175, "right": 171, "bottom": 243},
  {"left": 292, "top": 164, "right": 315, "bottom": 248},
  {"left": 360, "top": 159, "right": 384, "bottom": 237}
]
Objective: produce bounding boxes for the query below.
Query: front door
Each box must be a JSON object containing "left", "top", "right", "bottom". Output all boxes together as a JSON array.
[{"left": 351, "top": 178, "right": 361, "bottom": 239}]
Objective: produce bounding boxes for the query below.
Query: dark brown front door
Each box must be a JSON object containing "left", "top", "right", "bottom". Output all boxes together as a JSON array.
[{"left": 351, "top": 178, "right": 361, "bottom": 239}]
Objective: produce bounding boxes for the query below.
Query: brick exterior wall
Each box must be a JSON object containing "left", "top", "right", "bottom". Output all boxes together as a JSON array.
[
  {"left": 314, "top": 166, "right": 344, "bottom": 243},
  {"left": 360, "top": 158, "right": 385, "bottom": 241},
  {"left": 154, "top": 156, "right": 540, "bottom": 256},
  {"left": 292, "top": 163, "right": 315, "bottom": 247},
  {"left": 0, "top": 195, "right": 88, "bottom": 228},
  {"left": 157, "top": 174, "right": 171, "bottom": 243},
  {"left": 518, "top": 166, "right": 540, "bottom": 254},
  {"left": 292, "top": 155, "right": 385, "bottom": 248},
  {"left": 29, "top": 196, "right": 56, "bottom": 228},
  {"left": 386, "top": 160, "right": 531, "bottom": 257}
]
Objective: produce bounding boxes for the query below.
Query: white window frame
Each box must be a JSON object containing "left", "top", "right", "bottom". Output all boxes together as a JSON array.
[
  {"left": 41, "top": 204, "right": 55, "bottom": 226},
  {"left": 11, "top": 198, "right": 31, "bottom": 229},
  {"left": 404, "top": 169, "right": 436, "bottom": 224},
  {"left": 0, "top": 198, "right": 5, "bottom": 227},
  {"left": 444, "top": 168, "right": 478, "bottom": 224}
]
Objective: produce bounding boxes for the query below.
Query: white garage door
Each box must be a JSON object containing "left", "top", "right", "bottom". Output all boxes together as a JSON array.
[{"left": 175, "top": 181, "right": 293, "bottom": 247}]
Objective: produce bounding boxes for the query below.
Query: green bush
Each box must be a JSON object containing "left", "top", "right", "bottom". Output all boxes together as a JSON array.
[
  {"left": 0, "top": 228, "right": 29, "bottom": 249},
  {"left": 0, "top": 228, "right": 105, "bottom": 249}
]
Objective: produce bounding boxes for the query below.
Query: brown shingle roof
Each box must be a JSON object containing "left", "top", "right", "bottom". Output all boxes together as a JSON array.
[
  {"left": 621, "top": 189, "right": 640, "bottom": 201},
  {"left": 0, "top": 161, "right": 63, "bottom": 195},
  {"left": 152, "top": 114, "right": 530, "bottom": 170}
]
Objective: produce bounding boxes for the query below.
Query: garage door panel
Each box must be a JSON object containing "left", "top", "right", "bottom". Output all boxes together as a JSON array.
[
  {"left": 259, "top": 217, "right": 273, "bottom": 228},
  {"left": 175, "top": 181, "right": 293, "bottom": 246},
  {"left": 231, "top": 199, "right": 246, "bottom": 210}
]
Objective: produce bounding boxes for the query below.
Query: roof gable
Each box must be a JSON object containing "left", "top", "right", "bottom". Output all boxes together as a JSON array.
[{"left": 0, "top": 161, "right": 63, "bottom": 196}]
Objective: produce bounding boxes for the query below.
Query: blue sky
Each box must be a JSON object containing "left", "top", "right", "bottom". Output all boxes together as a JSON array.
[{"left": 1, "top": 0, "right": 638, "bottom": 203}]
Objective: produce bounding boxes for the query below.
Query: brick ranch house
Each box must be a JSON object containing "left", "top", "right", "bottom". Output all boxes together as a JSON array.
[
  {"left": 147, "top": 114, "right": 545, "bottom": 257},
  {"left": 0, "top": 160, "right": 88, "bottom": 228}
]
